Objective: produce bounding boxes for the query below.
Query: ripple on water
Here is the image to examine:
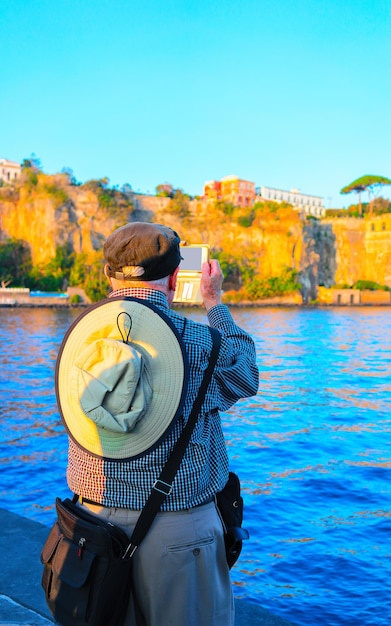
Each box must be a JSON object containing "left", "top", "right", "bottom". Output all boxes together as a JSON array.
[{"left": 1, "top": 306, "right": 391, "bottom": 625}]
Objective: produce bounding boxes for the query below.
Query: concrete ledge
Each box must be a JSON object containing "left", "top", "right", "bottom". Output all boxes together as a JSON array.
[
  {"left": 0, "top": 508, "right": 296, "bottom": 625},
  {"left": 0, "top": 509, "right": 54, "bottom": 625}
]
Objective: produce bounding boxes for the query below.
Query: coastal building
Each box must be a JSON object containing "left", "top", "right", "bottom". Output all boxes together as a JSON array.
[
  {"left": 258, "top": 186, "right": 325, "bottom": 217},
  {"left": 203, "top": 180, "right": 221, "bottom": 203},
  {"left": 203, "top": 175, "right": 256, "bottom": 207},
  {"left": 0, "top": 158, "right": 21, "bottom": 183},
  {"left": 203, "top": 176, "right": 323, "bottom": 215}
]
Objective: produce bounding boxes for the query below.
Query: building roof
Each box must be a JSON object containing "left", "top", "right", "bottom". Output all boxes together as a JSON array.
[
  {"left": 260, "top": 185, "right": 323, "bottom": 200},
  {"left": 0, "top": 158, "right": 21, "bottom": 168},
  {"left": 220, "top": 174, "right": 239, "bottom": 181}
]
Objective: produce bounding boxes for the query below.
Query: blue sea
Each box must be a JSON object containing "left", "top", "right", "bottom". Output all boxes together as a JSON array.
[{"left": 0, "top": 306, "right": 390, "bottom": 625}]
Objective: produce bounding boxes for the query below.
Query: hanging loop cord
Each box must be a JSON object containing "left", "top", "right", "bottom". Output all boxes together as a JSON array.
[{"left": 117, "top": 312, "right": 132, "bottom": 344}]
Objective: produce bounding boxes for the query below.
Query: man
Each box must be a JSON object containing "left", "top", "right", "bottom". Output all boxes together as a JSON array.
[{"left": 62, "top": 222, "right": 259, "bottom": 625}]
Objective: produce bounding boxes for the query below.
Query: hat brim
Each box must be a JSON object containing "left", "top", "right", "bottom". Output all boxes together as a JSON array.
[{"left": 56, "top": 297, "right": 189, "bottom": 460}]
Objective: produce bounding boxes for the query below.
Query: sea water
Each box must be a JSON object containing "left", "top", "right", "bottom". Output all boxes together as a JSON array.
[{"left": 0, "top": 306, "right": 390, "bottom": 625}]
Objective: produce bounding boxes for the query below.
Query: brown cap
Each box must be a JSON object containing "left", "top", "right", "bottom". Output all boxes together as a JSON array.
[{"left": 103, "top": 222, "right": 182, "bottom": 281}]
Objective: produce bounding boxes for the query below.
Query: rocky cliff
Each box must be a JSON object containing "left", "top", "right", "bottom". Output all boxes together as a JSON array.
[
  {"left": 1, "top": 174, "right": 391, "bottom": 296},
  {"left": 326, "top": 215, "right": 391, "bottom": 287},
  {"left": 0, "top": 173, "right": 132, "bottom": 266}
]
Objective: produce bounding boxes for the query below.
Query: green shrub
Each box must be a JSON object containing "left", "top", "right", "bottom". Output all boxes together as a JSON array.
[
  {"left": 352, "top": 280, "right": 390, "bottom": 291},
  {"left": 0, "top": 238, "right": 32, "bottom": 285},
  {"left": 237, "top": 209, "right": 255, "bottom": 228},
  {"left": 26, "top": 268, "right": 62, "bottom": 291},
  {"left": 43, "top": 184, "right": 69, "bottom": 205},
  {"left": 245, "top": 267, "right": 300, "bottom": 300},
  {"left": 215, "top": 201, "right": 235, "bottom": 217}
]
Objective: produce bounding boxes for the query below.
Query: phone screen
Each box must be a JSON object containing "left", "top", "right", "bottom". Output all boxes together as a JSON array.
[{"left": 180, "top": 248, "right": 204, "bottom": 271}]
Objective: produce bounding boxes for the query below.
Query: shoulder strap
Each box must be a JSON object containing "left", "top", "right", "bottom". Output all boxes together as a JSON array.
[{"left": 125, "top": 326, "right": 221, "bottom": 556}]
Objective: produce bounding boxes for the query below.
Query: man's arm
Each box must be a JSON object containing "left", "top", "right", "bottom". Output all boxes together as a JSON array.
[
  {"left": 200, "top": 259, "right": 223, "bottom": 310},
  {"left": 201, "top": 259, "right": 259, "bottom": 408}
]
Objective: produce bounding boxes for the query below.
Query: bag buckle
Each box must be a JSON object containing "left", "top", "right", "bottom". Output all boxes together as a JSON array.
[
  {"left": 123, "top": 543, "right": 137, "bottom": 559},
  {"left": 153, "top": 480, "right": 172, "bottom": 495}
]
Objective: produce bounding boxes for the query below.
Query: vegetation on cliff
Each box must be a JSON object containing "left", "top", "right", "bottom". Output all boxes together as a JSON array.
[
  {"left": 1, "top": 166, "right": 391, "bottom": 302},
  {"left": 0, "top": 164, "right": 134, "bottom": 299},
  {"left": 0, "top": 169, "right": 304, "bottom": 300},
  {"left": 326, "top": 197, "right": 391, "bottom": 218},
  {"left": 340, "top": 174, "right": 391, "bottom": 218}
]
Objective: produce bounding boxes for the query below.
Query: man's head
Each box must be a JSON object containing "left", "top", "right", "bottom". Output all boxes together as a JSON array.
[{"left": 104, "top": 222, "right": 182, "bottom": 282}]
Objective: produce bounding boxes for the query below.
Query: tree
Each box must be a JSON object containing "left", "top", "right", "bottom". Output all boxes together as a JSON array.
[
  {"left": 21, "top": 153, "right": 42, "bottom": 171},
  {"left": 20, "top": 154, "right": 43, "bottom": 188},
  {"left": 215, "top": 200, "right": 235, "bottom": 218},
  {"left": 156, "top": 183, "right": 174, "bottom": 198},
  {"left": 60, "top": 167, "right": 78, "bottom": 185},
  {"left": 341, "top": 175, "right": 391, "bottom": 218},
  {"left": 168, "top": 189, "right": 190, "bottom": 218},
  {"left": 121, "top": 183, "right": 133, "bottom": 196},
  {"left": 0, "top": 238, "right": 32, "bottom": 286}
]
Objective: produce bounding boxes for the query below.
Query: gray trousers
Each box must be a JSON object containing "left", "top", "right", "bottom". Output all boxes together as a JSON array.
[{"left": 80, "top": 500, "right": 234, "bottom": 626}]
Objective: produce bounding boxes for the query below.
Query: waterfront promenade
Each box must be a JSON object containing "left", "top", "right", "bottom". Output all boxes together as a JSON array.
[{"left": 0, "top": 507, "right": 296, "bottom": 626}]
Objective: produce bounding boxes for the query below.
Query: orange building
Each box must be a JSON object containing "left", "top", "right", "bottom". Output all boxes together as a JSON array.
[
  {"left": 203, "top": 175, "right": 255, "bottom": 207},
  {"left": 203, "top": 180, "right": 221, "bottom": 202}
]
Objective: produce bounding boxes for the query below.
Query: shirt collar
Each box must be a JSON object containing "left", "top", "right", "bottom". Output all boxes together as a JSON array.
[{"left": 109, "top": 288, "right": 170, "bottom": 310}]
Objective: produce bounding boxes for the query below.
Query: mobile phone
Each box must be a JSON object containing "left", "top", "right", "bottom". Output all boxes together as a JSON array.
[
  {"left": 173, "top": 244, "right": 210, "bottom": 304},
  {"left": 179, "top": 245, "right": 210, "bottom": 271}
]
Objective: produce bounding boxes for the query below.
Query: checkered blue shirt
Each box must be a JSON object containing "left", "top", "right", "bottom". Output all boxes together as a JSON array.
[{"left": 67, "top": 289, "right": 259, "bottom": 510}]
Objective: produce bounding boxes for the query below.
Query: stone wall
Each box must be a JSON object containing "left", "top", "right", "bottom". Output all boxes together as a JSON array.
[{"left": 324, "top": 215, "right": 391, "bottom": 288}]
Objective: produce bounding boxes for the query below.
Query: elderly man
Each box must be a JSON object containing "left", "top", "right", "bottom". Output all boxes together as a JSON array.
[{"left": 63, "top": 222, "right": 259, "bottom": 626}]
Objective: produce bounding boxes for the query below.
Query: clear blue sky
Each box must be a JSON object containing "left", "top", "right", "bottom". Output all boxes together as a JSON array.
[{"left": 1, "top": 0, "right": 390, "bottom": 208}]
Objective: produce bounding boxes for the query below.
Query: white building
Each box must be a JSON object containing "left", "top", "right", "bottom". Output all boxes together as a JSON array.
[
  {"left": 258, "top": 186, "right": 325, "bottom": 217},
  {"left": 0, "top": 159, "right": 21, "bottom": 183}
]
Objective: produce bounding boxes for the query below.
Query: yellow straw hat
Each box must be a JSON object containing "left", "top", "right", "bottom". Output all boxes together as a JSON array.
[{"left": 55, "top": 297, "right": 189, "bottom": 460}]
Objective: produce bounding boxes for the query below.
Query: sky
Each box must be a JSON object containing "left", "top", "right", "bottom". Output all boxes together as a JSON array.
[{"left": 1, "top": 0, "right": 391, "bottom": 208}]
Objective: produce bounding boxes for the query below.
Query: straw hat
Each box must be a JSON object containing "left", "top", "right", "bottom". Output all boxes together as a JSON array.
[{"left": 56, "top": 297, "right": 189, "bottom": 460}]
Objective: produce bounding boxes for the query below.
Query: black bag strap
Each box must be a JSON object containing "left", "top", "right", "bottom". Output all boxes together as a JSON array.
[{"left": 124, "top": 326, "right": 221, "bottom": 557}]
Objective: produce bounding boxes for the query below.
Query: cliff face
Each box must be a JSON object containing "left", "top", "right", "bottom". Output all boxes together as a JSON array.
[
  {"left": 0, "top": 174, "right": 132, "bottom": 266},
  {"left": 1, "top": 176, "right": 391, "bottom": 293},
  {"left": 325, "top": 215, "right": 391, "bottom": 287},
  {"left": 298, "top": 221, "right": 337, "bottom": 300},
  {"left": 153, "top": 201, "right": 305, "bottom": 285}
]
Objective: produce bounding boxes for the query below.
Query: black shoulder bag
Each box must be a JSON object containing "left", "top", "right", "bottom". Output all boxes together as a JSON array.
[
  {"left": 216, "top": 471, "right": 250, "bottom": 568},
  {"left": 41, "top": 326, "right": 223, "bottom": 626}
]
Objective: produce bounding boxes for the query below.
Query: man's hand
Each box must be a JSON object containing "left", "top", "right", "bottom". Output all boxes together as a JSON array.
[{"left": 200, "top": 260, "right": 224, "bottom": 310}]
